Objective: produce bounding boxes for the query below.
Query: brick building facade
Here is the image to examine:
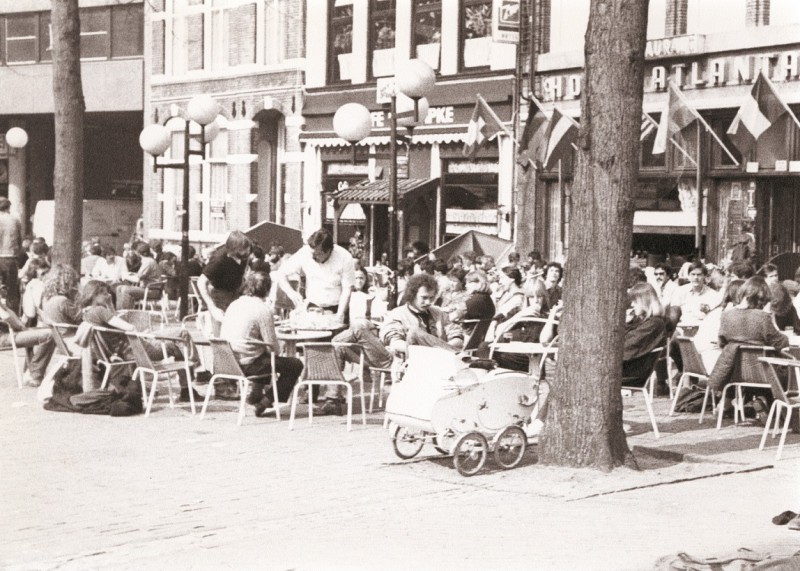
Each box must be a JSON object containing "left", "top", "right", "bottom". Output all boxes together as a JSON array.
[{"left": 144, "top": 0, "right": 306, "bottom": 249}]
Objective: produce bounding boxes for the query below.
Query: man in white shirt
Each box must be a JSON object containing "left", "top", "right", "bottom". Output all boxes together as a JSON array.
[
  {"left": 649, "top": 262, "right": 677, "bottom": 307},
  {"left": 276, "top": 228, "right": 355, "bottom": 324},
  {"left": 91, "top": 246, "right": 128, "bottom": 283},
  {"left": 669, "top": 261, "right": 722, "bottom": 326}
]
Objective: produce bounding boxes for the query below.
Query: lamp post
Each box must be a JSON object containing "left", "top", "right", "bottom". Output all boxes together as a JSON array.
[
  {"left": 5, "top": 127, "right": 29, "bottom": 226},
  {"left": 139, "top": 94, "right": 220, "bottom": 319},
  {"left": 333, "top": 59, "right": 435, "bottom": 307}
]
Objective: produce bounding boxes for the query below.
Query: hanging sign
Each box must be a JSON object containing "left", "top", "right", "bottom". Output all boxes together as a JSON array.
[{"left": 492, "top": 0, "right": 520, "bottom": 44}]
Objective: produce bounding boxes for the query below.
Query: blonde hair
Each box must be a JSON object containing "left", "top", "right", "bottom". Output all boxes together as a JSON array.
[{"left": 628, "top": 282, "right": 664, "bottom": 318}]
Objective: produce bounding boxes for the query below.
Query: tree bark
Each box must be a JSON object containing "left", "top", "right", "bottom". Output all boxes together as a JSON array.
[
  {"left": 51, "top": 0, "right": 84, "bottom": 269},
  {"left": 538, "top": 0, "right": 649, "bottom": 471}
]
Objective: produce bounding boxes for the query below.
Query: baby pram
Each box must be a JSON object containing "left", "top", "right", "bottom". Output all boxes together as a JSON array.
[{"left": 385, "top": 346, "right": 540, "bottom": 476}]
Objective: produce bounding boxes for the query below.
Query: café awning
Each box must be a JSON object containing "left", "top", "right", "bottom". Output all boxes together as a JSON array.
[
  {"left": 331, "top": 178, "right": 439, "bottom": 205},
  {"left": 633, "top": 209, "right": 706, "bottom": 235}
]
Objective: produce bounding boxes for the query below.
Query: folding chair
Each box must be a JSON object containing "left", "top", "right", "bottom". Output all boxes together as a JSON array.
[
  {"left": 758, "top": 356, "right": 800, "bottom": 461},
  {"left": 289, "top": 342, "right": 366, "bottom": 431},
  {"left": 6, "top": 328, "right": 24, "bottom": 388},
  {"left": 125, "top": 331, "right": 196, "bottom": 417},
  {"left": 41, "top": 323, "right": 82, "bottom": 388},
  {"left": 200, "top": 338, "right": 284, "bottom": 425},
  {"left": 716, "top": 345, "right": 777, "bottom": 430},
  {"left": 189, "top": 276, "right": 206, "bottom": 313},
  {"left": 669, "top": 336, "right": 716, "bottom": 423},
  {"left": 621, "top": 347, "right": 664, "bottom": 439},
  {"left": 92, "top": 326, "right": 137, "bottom": 390},
  {"left": 135, "top": 281, "right": 168, "bottom": 320}
]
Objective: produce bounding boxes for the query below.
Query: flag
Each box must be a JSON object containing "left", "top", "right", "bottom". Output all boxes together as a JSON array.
[
  {"left": 652, "top": 82, "right": 698, "bottom": 154},
  {"left": 640, "top": 112, "right": 657, "bottom": 141},
  {"left": 516, "top": 97, "right": 549, "bottom": 170},
  {"left": 727, "top": 70, "right": 789, "bottom": 156},
  {"left": 463, "top": 94, "right": 510, "bottom": 158},
  {"left": 542, "top": 107, "right": 578, "bottom": 168}
]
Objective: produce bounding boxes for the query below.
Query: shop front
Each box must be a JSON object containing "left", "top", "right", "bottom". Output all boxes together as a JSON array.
[
  {"left": 533, "top": 26, "right": 800, "bottom": 267},
  {"left": 300, "top": 76, "right": 516, "bottom": 263}
]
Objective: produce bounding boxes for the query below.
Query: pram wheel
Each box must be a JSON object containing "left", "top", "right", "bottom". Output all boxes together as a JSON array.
[
  {"left": 453, "top": 432, "right": 488, "bottom": 476},
  {"left": 493, "top": 425, "right": 527, "bottom": 469},
  {"left": 392, "top": 425, "right": 425, "bottom": 459}
]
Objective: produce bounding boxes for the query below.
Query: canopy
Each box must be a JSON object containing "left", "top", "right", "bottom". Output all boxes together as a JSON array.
[
  {"left": 426, "top": 230, "right": 514, "bottom": 265},
  {"left": 245, "top": 221, "right": 304, "bottom": 253}
]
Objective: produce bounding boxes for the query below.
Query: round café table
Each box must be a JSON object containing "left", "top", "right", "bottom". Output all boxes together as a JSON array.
[{"left": 276, "top": 329, "right": 332, "bottom": 357}]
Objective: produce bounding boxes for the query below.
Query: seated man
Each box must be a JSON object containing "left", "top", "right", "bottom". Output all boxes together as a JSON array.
[
  {"left": 0, "top": 295, "right": 52, "bottom": 386},
  {"left": 379, "top": 273, "right": 464, "bottom": 357},
  {"left": 220, "top": 271, "right": 303, "bottom": 417},
  {"left": 115, "top": 243, "right": 161, "bottom": 310}
]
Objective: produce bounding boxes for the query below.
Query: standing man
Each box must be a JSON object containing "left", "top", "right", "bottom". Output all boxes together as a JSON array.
[
  {"left": 276, "top": 228, "right": 355, "bottom": 324},
  {"left": 0, "top": 197, "right": 22, "bottom": 312},
  {"left": 197, "top": 230, "right": 251, "bottom": 323}
]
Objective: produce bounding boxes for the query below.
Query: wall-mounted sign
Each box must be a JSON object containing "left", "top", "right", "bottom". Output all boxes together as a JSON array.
[
  {"left": 542, "top": 48, "right": 800, "bottom": 101},
  {"left": 492, "top": 0, "right": 520, "bottom": 44},
  {"left": 645, "top": 35, "right": 703, "bottom": 59},
  {"left": 327, "top": 163, "right": 370, "bottom": 176},
  {"left": 370, "top": 106, "right": 456, "bottom": 128},
  {"left": 775, "top": 160, "right": 789, "bottom": 171},
  {"left": 396, "top": 154, "right": 409, "bottom": 179},
  {"left": 448, "top": 160, "right": 499, "bottom": 174}
]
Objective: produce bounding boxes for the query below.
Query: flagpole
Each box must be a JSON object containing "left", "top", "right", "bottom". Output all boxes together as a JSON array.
[
  {"left": 644, "top": 111, "right": 697, "bottom": 167},
  {"left": 695, "top": 123, "right": 703, "bottom": 256},
  {"left": 672, "top": 82, "right": 740, "bottom": 166}
]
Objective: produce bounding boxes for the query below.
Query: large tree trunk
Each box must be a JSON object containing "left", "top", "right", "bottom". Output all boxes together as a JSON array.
[
  {"left": 538, "top": 0, "right": 649, "bottom": 471},
  {"left": 51, "top": 0, "right": 84, "bottom": 269}
]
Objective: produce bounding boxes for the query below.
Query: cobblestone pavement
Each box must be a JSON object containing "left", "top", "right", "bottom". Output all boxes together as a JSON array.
[{"left": 2, "top": 352, "right": 800, "bottom": 571}]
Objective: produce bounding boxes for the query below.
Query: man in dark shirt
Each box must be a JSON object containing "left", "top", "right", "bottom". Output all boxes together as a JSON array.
[{"left": 197, "top": 230, "right": 251, "bottom": 322}]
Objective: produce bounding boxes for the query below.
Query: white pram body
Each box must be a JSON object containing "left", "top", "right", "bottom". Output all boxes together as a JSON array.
[{"left": 385, "top": 347, "right": 539, "bottom": 476}]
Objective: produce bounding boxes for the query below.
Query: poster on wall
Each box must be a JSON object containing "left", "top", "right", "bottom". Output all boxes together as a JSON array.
[{"left": 492, "top": 0, "right": 520, "bottom": 44}]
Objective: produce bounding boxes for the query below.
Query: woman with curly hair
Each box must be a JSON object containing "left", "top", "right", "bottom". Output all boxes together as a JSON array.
[{"left": 41, "top": 263, "right": 81, "bottom": 326}]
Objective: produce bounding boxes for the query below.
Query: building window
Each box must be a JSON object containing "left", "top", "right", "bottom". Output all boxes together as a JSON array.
[
  {"left": 329, "top": 0, "right": 354, "bottom": 82},
  {"left": 39, "top": 13, "right": 51, "bottom": 62},
  {"left": 413, "top": 0, "right": 441, "bottom": 70},
  {"left": 5, "top": 14, "right": 39, "bottom": 64},
  {"left": 462, "top": 0, "right": 492, "bottom": 69},
  {"left": 211, "top": 0, "right": 257, "bottom": 69},
  {"left": 111, "top": 4, "right": 144, "bottom": 58},
  {"left": 265, "top": 0, "right": 288, "bottom": 65},
  {"left": 80, "top": 8, "right": 111, "bottom": 59},
  {"left": 370, "top": 0, "right": 395, "bottom": 78}
]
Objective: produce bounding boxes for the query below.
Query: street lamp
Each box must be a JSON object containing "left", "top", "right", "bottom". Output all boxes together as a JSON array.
[
  {"left": 333, "top": 59, "right": 435, "bottom": 307},
  {"left": 139, "top": 94, "right": 220, "bottom": 319}
]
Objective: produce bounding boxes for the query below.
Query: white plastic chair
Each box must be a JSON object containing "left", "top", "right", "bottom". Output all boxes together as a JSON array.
[
  {"left": 621, "top": 347, "right": 664, "bottom": 439},
  {"left": 758, "top": 356, "right": 800, "bottom": 461},
  {"left": 669, "top": 336, "right": 716, "bottom": 423}
]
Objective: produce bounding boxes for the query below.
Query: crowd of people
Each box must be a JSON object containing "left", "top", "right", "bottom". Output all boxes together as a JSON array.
[{"left": 3, "top": 195, "right": 798, "bottom": 427}]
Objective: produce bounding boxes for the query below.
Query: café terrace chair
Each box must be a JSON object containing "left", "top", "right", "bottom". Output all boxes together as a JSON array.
[
  {"left": 125, "top": 331, "right": 196, "bottom": 417},
  {"left": 758, "top": 356, "right": 800, "bottom": 461},
  {"left": 621, "top": 347, "right": 665, "bottom": 439},
  {"left": 669, "top": 336, "right": 717, "bottom": 423},
  {"left": 92, "top": 326, "right": 137, "bottom": 390},
  {"left": 6, "top": 328, "right": 24, "bottom": 389},
  {"left": 716, "top": 345, "right": 779, "bottom": 430},
  {"left": 289, "top": 342, "right": 366, "bottom": 431},
  {"left": 200, "top": 338, "right": 284, "bottom": 425},
  {"left": 135, "top": 281, "right": 168, "bottom": 321}
]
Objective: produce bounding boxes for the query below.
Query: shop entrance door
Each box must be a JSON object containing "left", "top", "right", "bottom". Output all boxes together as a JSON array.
[{"left": 768, "top": 178, "right": 800, "bottom": 257}]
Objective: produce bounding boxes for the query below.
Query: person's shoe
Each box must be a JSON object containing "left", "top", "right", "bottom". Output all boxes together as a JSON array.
[
  {"left": 752, "top": 396, "right": 769, "bottom": 426},
  {"left": 789, "top": 515, "right": 800, "bottom": 531},
  {"left": 772, "top": 510, "right": 798, "bottom": 526},
  {"left": 315, "top": 399, "right": 344, "bottom": 416},
  {"left": 246, "top": 387, "right": 265, "bottom": 406},
  {"left": 179, "top": 387, "right": 203, "bottom": 403},
  {"left": 253, "top": 395, "right": 275, "bottom": 417},
  {"left": 22, "top": 371, "right": 41, "bottom": 388}
]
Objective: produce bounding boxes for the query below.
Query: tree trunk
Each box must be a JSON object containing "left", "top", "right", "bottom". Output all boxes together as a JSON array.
[
  {"left": 538, "top": 0, "right": 649, "bottom": 471},
  {"left": 51, "top": 0, "right": 84, "bottom": 269}
]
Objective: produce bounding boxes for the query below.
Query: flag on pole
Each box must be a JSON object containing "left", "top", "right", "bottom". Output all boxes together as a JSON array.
[
  {"left": 463, "top": 94, "right": 510, "bottom": 158},
  {"left": 543, "top": 107, "right": 579, "bottom": 168},
  {"left": 640, "top": 112, "right": 657, "bottom": 141},
  {"left": 516, "top": 96, "right": 549, "bottom": 170},
  {"left": 727, "top": 70, "right": 793, "bottom": 156},
  {"left": 652, "top": 82, "right": 698, "bottom": 154}
]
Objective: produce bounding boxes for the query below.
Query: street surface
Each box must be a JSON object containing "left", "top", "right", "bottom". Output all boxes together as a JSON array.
[{"left": 2, "top": 350, "right": 800, "bottom": 571}]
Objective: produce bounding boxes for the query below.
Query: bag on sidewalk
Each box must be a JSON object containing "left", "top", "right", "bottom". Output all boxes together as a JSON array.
[{"left": 673, "top": 386, "right": 706, "bottom": 413}]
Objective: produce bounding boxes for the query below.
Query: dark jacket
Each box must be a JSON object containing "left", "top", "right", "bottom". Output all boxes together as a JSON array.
[
  {"left": 464, "top": 291, "right": 495, "bottom": 322},
  {"left": 622, "top": 315, "right": 667, "bottom": 384}
]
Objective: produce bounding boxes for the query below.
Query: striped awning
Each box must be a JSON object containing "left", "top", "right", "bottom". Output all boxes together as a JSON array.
[{"left": 330, "top": 178, "right": 439, "bottom": 204}]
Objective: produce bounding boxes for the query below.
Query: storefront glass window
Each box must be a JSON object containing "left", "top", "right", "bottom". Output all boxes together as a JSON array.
[
  {"left": 370, "top": 0, "right": 396, "bottom": 78},
  {"left": 443, "top": 165, "right": 499, "bottom": 239},
  {"left": 462, "top": 0, "right": 492, "bottom": 69},
  {"left": 330, "top": 0, "right": 354, "bottom": 83},
  {"left": 709, "top": 113, "right": 742, "bottom": 169},
  {"left": 413, "top": 0, "right": 441, "bottom": 70}
]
